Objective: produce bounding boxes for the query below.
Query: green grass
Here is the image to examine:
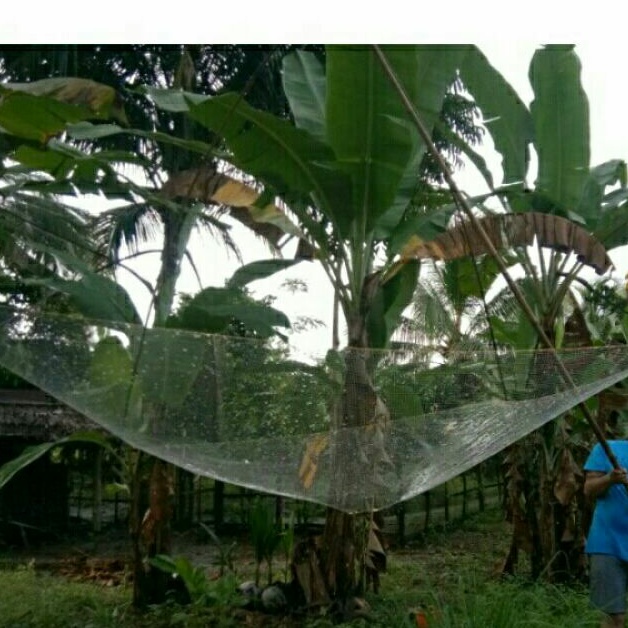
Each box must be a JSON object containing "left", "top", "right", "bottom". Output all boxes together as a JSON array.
[
  {"left": 419, "top": 578, "right": 600, "bottom": 627},
  {"left": 0, "top": 568, "right": 602, "bottom": 628},
  {"left": 0, "top": 565, "right": 248, "bottom": 628},
  {"left": 0, "top": 511, "right": 605, "bottom": 628},
  {"left": 0, "top": 565, "right": 129, "bottom": 628}
]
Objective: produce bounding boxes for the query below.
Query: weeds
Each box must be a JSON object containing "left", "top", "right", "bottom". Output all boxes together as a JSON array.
[
  {"left": 199, "top": 522, "right": 237, "bottom": 576},
  {"left": 0, "top": 511, "right": 605, "bottom": 628},
  {"left": 249, "top": 498, "right": 281, "bottom": 587},
  {"left": 279, "top": 512, "right": 296, "bottom": 582},
  {"left": 0, "top": 564, "right": 129, "bottom": 628}
]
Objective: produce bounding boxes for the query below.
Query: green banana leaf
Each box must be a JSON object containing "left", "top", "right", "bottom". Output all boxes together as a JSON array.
[
  {"left": 326, "top": 45, "right": 465, "bottom": 237},
  {"left": 187, "top": 92, "right": 352, "bottom": 242},
  {"left": 282, "top": 50, "right": 326, "bottom": 141},
  {"left": 367, "top": 260, "right": 420, "bottom": 349},
  {"left": 0, "top": 431, "right": 115, "bottom": 491},
  {"left": 577, "top": 159, "right": 628, "bottom": 228},
  {"left": 172, "top": 286, "right": 290, "bottom": 338},
  {"left": 26, "top": 271, "right": 141, "bottom": 325},
  {"left": 226, "top": 259, "right": 303, "bottom": 290},
  {"left": 459, "top": 45, "right": 533, "bottom": 186},
  {"left": 529, "top": 45, "right": 590, "bottom": 210}
]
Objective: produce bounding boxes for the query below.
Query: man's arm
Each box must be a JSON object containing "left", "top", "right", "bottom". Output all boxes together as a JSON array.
[{"left": 584, "top": 468, "right": 628, "bottom": 500}]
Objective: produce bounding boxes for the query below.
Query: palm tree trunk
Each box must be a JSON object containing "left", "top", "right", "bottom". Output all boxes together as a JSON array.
[
  {"left": 131, "top": 206, "right": 197, "bottom": 607},
  {"left": 130, "top": 453, "right": 173, "bottom": 607}
]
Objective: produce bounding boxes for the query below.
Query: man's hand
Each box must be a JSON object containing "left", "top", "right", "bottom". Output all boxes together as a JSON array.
[
  {"left": 608, "top": 467, "right": 628, "bottom": 485},
  {"left": 584, "top": 468, "right": 628, "bottom": 500}
]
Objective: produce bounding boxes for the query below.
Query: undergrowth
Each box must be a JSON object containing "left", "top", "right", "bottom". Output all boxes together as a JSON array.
[{"left": 0, "top": 510, "right": 604, "bottom": 628}]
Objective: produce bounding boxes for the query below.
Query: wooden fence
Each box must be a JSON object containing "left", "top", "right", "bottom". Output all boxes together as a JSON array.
[
  {"left": 67, "top": 456, "right": 504, "bottom": 544},
  {"left": 388, "top": 458, "right": 503, "bottom": 545}
]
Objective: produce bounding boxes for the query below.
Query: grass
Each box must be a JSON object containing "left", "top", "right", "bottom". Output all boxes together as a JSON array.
[
  {"left": 0, "top": 510, "right": 605, "bottom": 628},
  {"left": 0, "top": 564, "right": 129, "bottom": 628}
]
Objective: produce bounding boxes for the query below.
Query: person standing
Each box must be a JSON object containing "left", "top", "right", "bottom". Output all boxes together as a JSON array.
[{"left": 584, "top": 441, "right": 628, "bottom": 628}]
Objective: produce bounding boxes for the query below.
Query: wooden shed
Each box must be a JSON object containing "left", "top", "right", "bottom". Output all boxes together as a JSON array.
[{"left": 0, "top": 388, "right": 94, "bottom": 541}]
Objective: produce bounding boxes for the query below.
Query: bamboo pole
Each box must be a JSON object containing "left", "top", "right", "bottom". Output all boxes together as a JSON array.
[{"left": 372, "top": 44, "right": 622, "bottom": 472}]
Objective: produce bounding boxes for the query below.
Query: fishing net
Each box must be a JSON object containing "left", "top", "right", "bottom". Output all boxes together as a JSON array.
[{"left": 2, "top": 304, "right": 628, "bottom": 513}]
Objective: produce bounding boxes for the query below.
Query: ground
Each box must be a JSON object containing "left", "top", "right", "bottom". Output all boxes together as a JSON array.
[
  {"left": 0, "top": 510, "right": 512, "bottom": 584},
  {"left": 1, "top": 511, "right": 547, "bottom": 628},
  {"left": 11, "top": 510, "right": 599, "bottom": 628}
]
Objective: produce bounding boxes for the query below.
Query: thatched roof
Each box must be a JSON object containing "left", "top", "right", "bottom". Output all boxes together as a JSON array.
[{"left": 0, "top": 389, "right": 96, "bottom": 441}]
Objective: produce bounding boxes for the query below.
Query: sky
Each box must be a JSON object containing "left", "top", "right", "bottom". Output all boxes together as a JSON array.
[{"left": 2, "top": 4, "right": 621, "bottom": 45}]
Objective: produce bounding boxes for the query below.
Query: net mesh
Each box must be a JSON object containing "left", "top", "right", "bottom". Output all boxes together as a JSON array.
[{"left": 2, "top": 305, "right": 628, "bottom": 513}]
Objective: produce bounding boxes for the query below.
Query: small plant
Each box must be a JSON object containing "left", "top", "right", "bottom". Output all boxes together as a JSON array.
[
  {"left": 199, "top": 522, "right": 238, "bottom": 576},
  {"left": 249, "top": 497, "right": 281, "bottom": 586},
  {"left": 149, "top": 553, "right": 241, "bottom": 610},
  {"left": 279, "top": 512, "right": 296, "bottom": 583},
  {"left": 149, "top": 554, "right": 212, "bottom": 605}
]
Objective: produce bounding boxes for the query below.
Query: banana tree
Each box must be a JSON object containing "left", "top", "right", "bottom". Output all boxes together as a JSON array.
[
  {"left": 407, "top": 45, "right": 628, "bottom": 580},
  {"left": 405, "top": 214, "right": 616, "bottom": 580},
  {"left": 493, "top": 46, "right": 627, "bottom": 582},
  {"left": 135, "top": 44, "right": 552, "bottom": 600}
]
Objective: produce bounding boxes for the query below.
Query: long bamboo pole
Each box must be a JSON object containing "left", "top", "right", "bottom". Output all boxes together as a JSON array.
[{"left": 372, "top": 44, "right": 622, "bottom": 472}]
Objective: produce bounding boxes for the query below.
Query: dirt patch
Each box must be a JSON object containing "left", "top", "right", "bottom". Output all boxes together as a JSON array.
[{"left": 0, "top": 511, "right": 513, "bottom": 590}]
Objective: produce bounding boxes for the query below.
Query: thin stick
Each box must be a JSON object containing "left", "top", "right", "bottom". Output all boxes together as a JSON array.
[{"left": 372, "top": 44, "right": 622, "bottom": 471}]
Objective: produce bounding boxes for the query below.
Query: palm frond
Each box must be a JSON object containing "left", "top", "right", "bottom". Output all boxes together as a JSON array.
[
  {"left": 1, "top": 192, "right": 93, "bottom": 275},
  {"left": 92, "top": 203, "right": 162, "bottom": 264},
  {"left": 193, "top": 209, "right": 241, "bottom": 263}
]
